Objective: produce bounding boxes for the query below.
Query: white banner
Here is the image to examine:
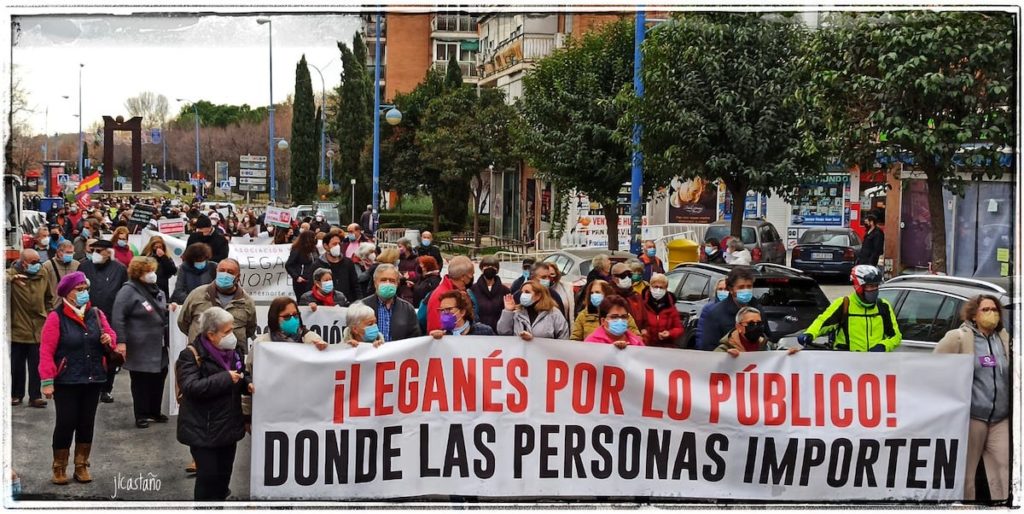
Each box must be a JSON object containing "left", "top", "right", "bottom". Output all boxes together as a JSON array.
[
  {"left": 251, "top": 338, "right": 972, "bottom": 501},
  {"left": 168, "top": 305, "right": 348, "bottom": 416}
]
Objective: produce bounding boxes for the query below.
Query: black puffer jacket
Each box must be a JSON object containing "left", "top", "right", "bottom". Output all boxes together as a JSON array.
[{"left": 175, "top": 337, "right": 250, "bottom": 448}]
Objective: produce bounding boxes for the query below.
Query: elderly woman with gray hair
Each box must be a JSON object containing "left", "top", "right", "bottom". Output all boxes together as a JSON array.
[
  {"left": 353, "top": 242, "right": 378, "bottom": 300},
  {"left": 175, "top": 307, "right": 252, "bottom": 501},
  {"left": 343, "top": 303, "right": 386, "bottom": 347},
  {"left": 298, "top": 268, "right": 350, "bottom": 310}
]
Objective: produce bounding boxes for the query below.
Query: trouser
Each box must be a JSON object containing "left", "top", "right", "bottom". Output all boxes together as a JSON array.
[
  {"left": 129, "top": 368, "right": 167, "bottom": 421},
  {"left": 965, "top": 418, "right": 1009, "bottom": 502},
  {"left": 10, "top": 342, "right": 41, "bottom": 401},
  {"left": 101, "top": 362, "right": 119, "bottom": 394},
  {"left": 52, "top": 383, "right": 102, "bottom": 449},
  {"left": 190, "top": 443, "right": 237, "bottom": 501},
  {"left": 292, "top": 280, "right": 312, "bottom": 299}
]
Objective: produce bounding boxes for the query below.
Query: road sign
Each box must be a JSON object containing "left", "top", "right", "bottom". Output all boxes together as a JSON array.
[
  {"left": 240, "top": 155, "right": 268, "bottom": 163},
  {"left": 151, "top": 128, "right": 162, "bottom": 145},
  {"left": 220, "top": 180, "right": 231, "bottom": 192},
  {"left": 238, "top": 177, "right": 267, "bottom": 185},
  {"left": 229, "top": 177, "right": 237, "bottom": 186},
  {"left": 215, "top": 161, "right": 229, "bottom": 182},
  {"left": 239, "top": 169, "right": 268, "bottom": 178},
  {"left": 57, "top": 174, "right": 70, "bottom": 185}
]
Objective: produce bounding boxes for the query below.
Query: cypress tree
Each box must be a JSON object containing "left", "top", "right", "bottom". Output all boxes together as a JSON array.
[{"left": 290, "top": 54, "right": 318, "bottom": 204}]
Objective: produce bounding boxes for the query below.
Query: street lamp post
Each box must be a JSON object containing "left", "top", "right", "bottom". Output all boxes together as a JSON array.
[
  {"left": 177, "top": 99, "right": 201, "bottom": 184},
  {"left": 327, "top": 149, "right": 335, "bottom": 191},
  {"left": 350, "top": 178, "right": 357, "bottom": 224},
  {"left": 371, "top": 11, "right": 383, "bottom": 233},
  {"left": 257, "top": 18, "right": 277, "bottom": 203},
  {"left": 306, "top": 62, "right": 328, "bottom": 182},
  {"left": 629, "top": 10, "right": 646, "bottom": 256},
  {"left": 77, "top": 64, "right": 84, "bottom": 175}
]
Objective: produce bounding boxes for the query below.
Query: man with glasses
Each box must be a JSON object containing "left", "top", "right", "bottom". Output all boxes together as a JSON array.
[{"left": 799, "top": 265, "right": 901, "bottom": 352}]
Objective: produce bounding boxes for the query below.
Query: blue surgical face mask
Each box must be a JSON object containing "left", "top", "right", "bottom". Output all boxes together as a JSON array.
[
  {"left": 194, "top": 260, "right": 207, "bottom": 270},
  {"left": 521, "top": 270, "right": 530, "bottom": 280},
  {"left": 646, "top": 248, "right": 656, "bottom": 257},
  {"left": 590, "top": 293, "right": 605, "bottom": 308},
  {"left": 421, "top": 239, "right": 431, "bottom": 247},
  {"left": 362, "top": 324, "right": 380, "bottom": 342},
  {"left": 716, "top": 290, "right": 729, "bottom": 302},
  {"left": 539, "top": 278, "right": 551, "bottom": 288},
  {"left": 607, "top": 318, "right": 629, "bottom": 336},
  {"left": 280, "top": 315, "right": 301, "bottom": 336},
  {"left": 735, "top": 289, "right": 754, "bottom": 304},
  {"left": 75, "top": 290, "right": 90, "bottom": 306},
  {"left": 25, "top": 263, "right": 41, "bottom": 274},
  {"left": 81, "top": 228, "right": 91, "bottom": 238},
  {"left": 61, "top": 253, "right": 73, "bottom": 264},
  {"left": 215, "top": 271, "right": 236, "bottom": 290},
  {"left": 320, "top": 280, "right": 334, "bottom": 294},
  {"left": 519, "top": 292, "right": 535, "bottom": 307}
]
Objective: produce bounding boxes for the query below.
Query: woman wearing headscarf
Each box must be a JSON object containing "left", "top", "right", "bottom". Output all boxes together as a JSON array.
[
  {"left": 39, "top": 272, "right": 122, "bottom": 485},
  {"left": 175, "top": 307, "right": 252, "bottom": 501},
  {"left": 112, "top": 257, "right": 170, "bottom": 429}
]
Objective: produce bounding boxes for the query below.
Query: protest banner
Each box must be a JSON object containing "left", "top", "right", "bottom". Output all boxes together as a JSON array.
[
  {"left": 155, "top": 217, "right": 186, "bottom": 234},
  {"left": 227, "top": 242, "right": 296, "bottom": 301},
  {"left": 265, "top": 206, "right": 292, "bottom": 228},
  {"left": 168, "top": 305, "right": 348, "bottom": 416},
  {"left": 250, "top": 337, "right": 972, "bottom": 501}
]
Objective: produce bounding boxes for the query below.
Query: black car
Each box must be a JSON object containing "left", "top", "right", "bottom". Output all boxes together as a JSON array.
[
  {"left": 666, "top": 263, "right": 832, "bottom": 348},
  {"left": 790, "top": 228, "right": 861, "bottom": 278}
]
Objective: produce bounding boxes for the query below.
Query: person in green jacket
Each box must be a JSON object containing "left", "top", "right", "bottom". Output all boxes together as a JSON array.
[{"left": 798, "top": 265, "right": 901, "bottom": 352}]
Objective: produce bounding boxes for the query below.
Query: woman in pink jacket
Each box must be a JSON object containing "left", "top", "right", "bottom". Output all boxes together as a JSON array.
[
  {"left": 583, "top": 295, "right": 645, "bottom": 349},
  {"left": 39, "top": 272, "right": 122, "bottom": 486}
]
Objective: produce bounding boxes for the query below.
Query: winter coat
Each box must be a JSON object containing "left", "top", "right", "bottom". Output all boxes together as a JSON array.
[
  {"left": 7, "top": 263, "right": 54, "bottom": 343},
  {"left": 612, "top": 288, "right": 647, "bottom": 330},
  {"left": 397, "top": 254, "right": 419, "bottom": 304},
  {"left": 857, "top": 227, "right": 885, "bottom": 266},
  {"left": 470, "top": 276, "right": 511, "bottom": 332},
  {"left": 804, "top": 293, "right": 900, "bottom": 352},
  {"left": 551, "top": 281, "right": 576, "bottom": 329},
  {"left": 570, "top": 311, "right": 640, "bottom": 341},
  {"left": 425, "top": 276, "right": 460, "bottom": 332},
  {"left": 317, "top": 254, "right": 362, "bottom": 306},
  {"left": 444, "top": 322, "right": 496, "bottom": 336},
  {"left": 359, "top": 294, "right": 423, "bottom": 342},
  {"left": 186, "top": 231, "right": 230, "bottom": 263},
  {"left": 714, "top": 329, "right": 769, "bottom": 353},
  {"left": 78, "top": 259, "right": 129, "bottom": 318},
  {"left": 113, "top": 245, "right": 134, "bottom": 267},
  {"left": 175, "top": 336, "right": 249, "bottom": 448},
  {"left": 414, "top": 244, "right": 443, "bottom": 269},
  {"left": 584, "top": 325, "right": 645, "bottom": 346},
  {"left": 699, "top": 297, "right": 773, "bottom": 351},
  {"left": 177, "top": 283, "right": 258, "bottom": 355},
  {"left": 112, "top": 280, "right": 169, "bottom": 373},
  {"left": 413, "top": 272, "right": 442, "bottom": 307},
  {"left": 285, "top": 248, "right": 320, "bottom": 294},
  {"left": 639, "top": 254, "right": 665, "bottom": 281},
  {"left": 638, "top": 290, "right": 684, "bottom": 348},
  {"left": 148, "top": 253, "right": 178, "bottom": 299},
  {"left": 42, "top": 257, "right": 79, "bottom": 309},
  {"left": 935, "top": 322, "right": 1010, "bottom": 423},
  {"left": 725, "top": 249, "right": 752, "bottom": 265},
  {"left": 497, "top": 307, "right": 570, "bottom": 340},
  {"left": 171, "top": 262, "right": 216, "bottom": 304},
  {"left": 298, "top": 289, "right": 350, "bottom": 308},
  {"left": 39, "top": 303, "right": 118, "bottom": 386}
]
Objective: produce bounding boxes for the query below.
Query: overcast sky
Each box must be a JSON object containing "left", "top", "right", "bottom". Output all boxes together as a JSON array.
[{"left": 13, "top": 14, "right": 362, "bottom": 134}]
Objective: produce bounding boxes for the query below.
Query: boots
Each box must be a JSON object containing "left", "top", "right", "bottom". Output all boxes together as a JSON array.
[
  {"left": 51, "top": 449, "right": 69, "bottom": 485},
  {"left": 72, "top": 443, "right": 92, "bottom": 483}
]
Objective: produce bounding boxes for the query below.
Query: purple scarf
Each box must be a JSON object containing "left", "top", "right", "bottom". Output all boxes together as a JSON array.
[{"left": 199, "top": 335, "right": 241, "bottom": 372}]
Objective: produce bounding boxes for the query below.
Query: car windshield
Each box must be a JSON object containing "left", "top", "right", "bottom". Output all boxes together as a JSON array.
[
  {"left": 800, "top": 231, "right": 856, "bottom": 246},
  {"left": 753, "top": 278, "right": 830, "bottom": 308},
  {"left": 706, "top": 226, "right": 757, "bottom": 244}
]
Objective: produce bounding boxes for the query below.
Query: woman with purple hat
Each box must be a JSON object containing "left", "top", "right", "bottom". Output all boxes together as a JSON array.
[{"left": 38, "top": 271, "right": 122, "bottom": 486}]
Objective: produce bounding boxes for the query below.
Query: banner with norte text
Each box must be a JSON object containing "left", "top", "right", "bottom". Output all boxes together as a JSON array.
[
  {"left": 251, "top": 337, "right": 972, "bottom": 501},
  {"left": 168, "top": 305, "right": 348, "bottom": 416}
]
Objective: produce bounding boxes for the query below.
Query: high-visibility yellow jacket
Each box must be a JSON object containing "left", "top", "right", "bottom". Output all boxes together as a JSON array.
[{"left": 805, "top": 293, "right": 902, "bottom": 352}]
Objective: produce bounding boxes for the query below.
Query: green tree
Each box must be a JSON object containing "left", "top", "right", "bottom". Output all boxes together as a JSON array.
[
  {"left": 444, "top": 52, "right": 463, "bottom": 90},
  {"left": 420, "top": 86, "right": 519, "bottom": 245},
  {"left": 335, "top": 35, "right": 373, "bottom": 218},
  {"left": 516, "top": 19, "right": 638, "bottom": 250},
  {"left": 810, "top": 11, "right": 1014, "bottom": 271},
  {"left": 290, "top": 54, "right": 319, "bottom": 204},
  {"left": 632, "top": 13, "right": 824, "bottom": 238},
  {"left": 173, "top": 101, "right": 268, "bottom": 128}
]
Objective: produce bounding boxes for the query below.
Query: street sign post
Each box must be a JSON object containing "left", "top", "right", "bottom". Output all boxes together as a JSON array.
[{"left": 239, "top": 154, "right": 268, "bottom": 203}]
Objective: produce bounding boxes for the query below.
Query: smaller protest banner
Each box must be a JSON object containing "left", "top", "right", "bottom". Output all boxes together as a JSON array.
[
  {"left": 265, "top": 206, "right": 292, "bottom": 228},
  {"left": 155, "top": 218, "right": 186, "bottom": 234},
  {"left": 128, "top": 204, "right": 157, "bottom": 233}
]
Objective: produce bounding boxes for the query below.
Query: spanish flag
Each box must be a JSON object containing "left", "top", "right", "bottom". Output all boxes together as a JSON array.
[{"left": 74, "top": 172, "right": 101, "bottom": 195}]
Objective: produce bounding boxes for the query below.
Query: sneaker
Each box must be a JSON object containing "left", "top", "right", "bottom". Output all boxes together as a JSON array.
[{"left": 100, "top": 393, "right": 114, "bottom": 403}]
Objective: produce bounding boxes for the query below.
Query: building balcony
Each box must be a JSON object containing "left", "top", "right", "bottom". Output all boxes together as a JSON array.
[
  {"left": 430, "top": 14, "right": 476, "bottom": 35},
  {"left": 479, "top": 33, "right": 557, "bottom": 78},
  {"left": 361, "top": 14, "right": 386, "bottom": 38},
  {"left": 431, "top": 60, "right": 480, "bottom": 78},
  {"left": 365, "top": 64, "right": 386, "bottom": 79}
]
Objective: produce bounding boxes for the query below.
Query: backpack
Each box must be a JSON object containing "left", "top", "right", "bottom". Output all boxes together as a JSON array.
[
  {"left": 837, "top": 296, "right": 894, "bottom": 349},
  {"left": 174, "top": 345, "right": 202, "bottom": 403}
]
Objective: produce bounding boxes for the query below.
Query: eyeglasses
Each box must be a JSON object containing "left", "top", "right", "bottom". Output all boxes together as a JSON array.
[
  {"left": 742, "top": 321, "right": 764, "bottom": 328},
  {"left": 614, "top": 272, "right": 632, "bottom": 279},
  {"left": 438, "top": 307, "right": 459, "bottom": 314},
  {"left": 280, "top": 314, "right": 298, "bottom": 321}
]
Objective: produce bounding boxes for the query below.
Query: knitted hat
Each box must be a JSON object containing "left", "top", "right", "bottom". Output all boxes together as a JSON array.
[{"left": 57, "top": 271, "right": 88, "bottom": 298}]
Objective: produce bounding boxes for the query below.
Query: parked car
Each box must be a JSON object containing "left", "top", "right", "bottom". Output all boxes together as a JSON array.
[
  {"left": 790, "top": 227, "right": 861, "bottom": 277},
  {"left": 290, "top": 204, "right": 316, "bottom": 223},
  {"left": 666, "top": 262, "right": 831, "bottom": 348},
  {"left": 701, "top": 219, "right": 787, "bottom": 264},
  {"left": 877, "top": 275, "right": 1012, "bottom": 353},
  {"left": 313, "top": 202, "right": 341, "bottom": 227},
  {"left": 542, "top": 249, "right": 638, "bottom": 296}
]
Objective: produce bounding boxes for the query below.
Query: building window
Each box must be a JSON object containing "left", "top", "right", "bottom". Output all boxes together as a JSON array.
[
  {"left": 435, "top": 42, "right": 459, "bottom": 62},
  {"left": 459, "top": 47, "right": 476, "bottom": 62}
]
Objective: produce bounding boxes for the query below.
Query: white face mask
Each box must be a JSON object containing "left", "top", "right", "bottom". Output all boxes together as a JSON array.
[
  {"left": 39, "top": 236, "right": 51, "bottom": 246},
  {"left": 329, "top": 245, "right": 342, "bottom": 257},
  {"left": 142, "top": 271, "right": 158, "bottom": 284},
  {"left": 216, "top": 332, "right": 238, "bottom": 350},
  {"left": 650, "top": 287, "right": 667, "bottom": 300},
  {"left": 617, "top": 277, "right": 633, "bottom": 289},
  {"left": 91, "top": 252, "right": 106, "bottom": 264}
]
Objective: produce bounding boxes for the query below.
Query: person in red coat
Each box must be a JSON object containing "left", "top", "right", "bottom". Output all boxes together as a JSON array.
[
  {"left": 639, "top": 273, "right": 684, "bottom": 348},
  {"left": 610, "top": 262, "right": 646, "bottom": 328}
]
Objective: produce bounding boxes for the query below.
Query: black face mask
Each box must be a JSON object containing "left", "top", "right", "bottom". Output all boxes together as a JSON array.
[
  {"left": 744, "top": 322, "right": 765, "bottom": 342},
  {"left": 860, "top": 289, "right": 879, "bottom": 305},
  {"left": 482, "top": 268, "right": 498, "bottom": 279}
]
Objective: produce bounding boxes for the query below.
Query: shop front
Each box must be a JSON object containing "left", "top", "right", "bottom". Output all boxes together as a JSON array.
[{"left": 785, "top": 171, "right": 853, "bottom": 249}]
